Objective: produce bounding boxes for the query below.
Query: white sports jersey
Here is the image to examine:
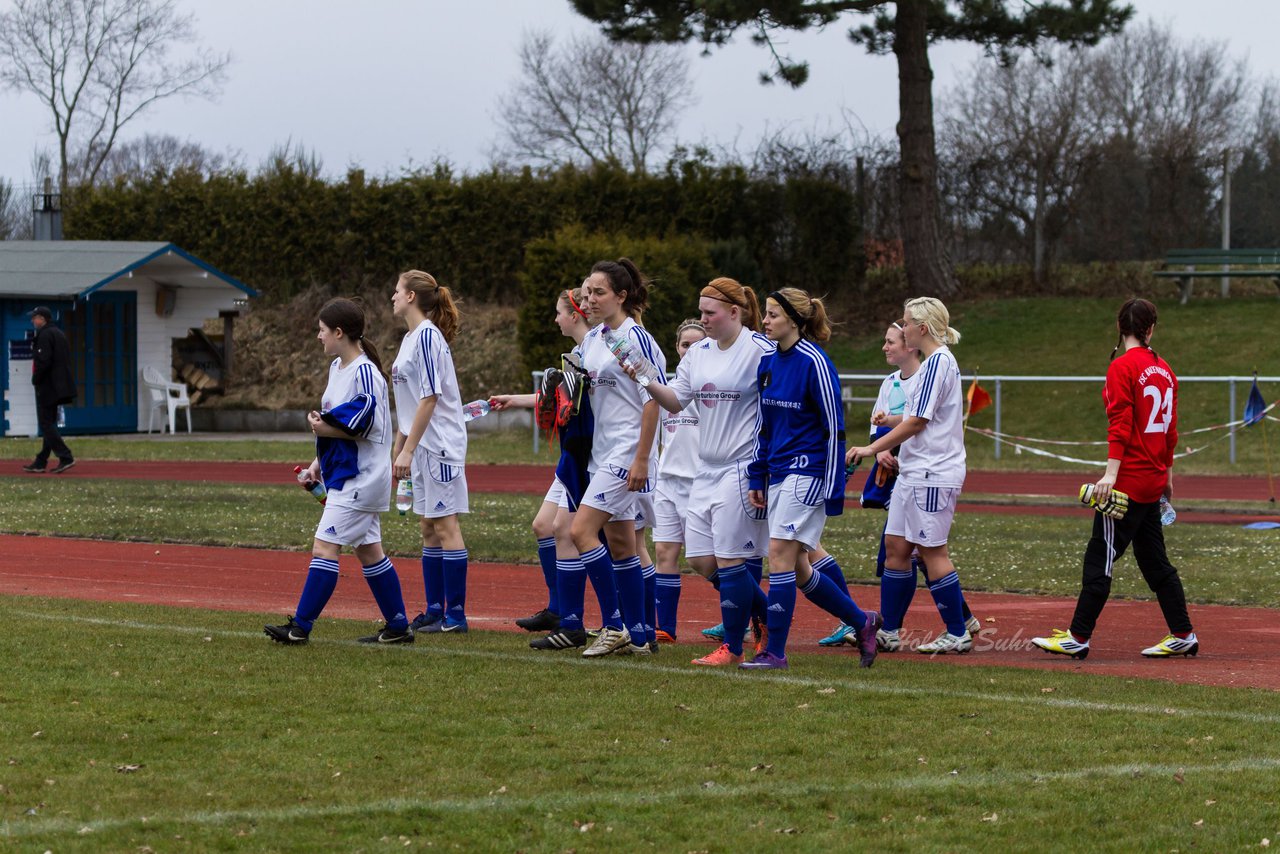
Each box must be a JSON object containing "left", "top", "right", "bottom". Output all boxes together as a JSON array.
[
  {"left": 391, "top": 318, "right": 467, "bottom": 462},
  {"left": 658, "top": 401, "right": 700, "bottom": 480},
  {"left": 899, "top": 345, "right": 966, "bottom": 488},
  {"left": 666, "top": 330, "right": 775, "bottom": 466},
  {"left": 870, "top": 367, "right": 920, "bottom": 436},
  {"left": 318, "top": 353, "right": 392, "bottom": 512},
  {"left": 580, "top": 316, "right": 668, "bottom": 475}
]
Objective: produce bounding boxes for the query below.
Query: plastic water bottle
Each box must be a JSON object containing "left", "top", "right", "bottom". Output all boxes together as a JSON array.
[
  {"left": 462, "top": 399, "right": 492, "bottom": 422},
  {"left": 395, "top": 478, "right": 413, "bottom": 515},
  {"left": 294, "top": 465, "right": 326, "bottom": 504},
  {"left": 887, "top": 380, "right": 907, "bottom": 415},
  {"left": 1159, "top": 497, "right": 1177, "bottom": 526},
  {"left": 601, "top": 325, "right": 661, "bottom": 387}
]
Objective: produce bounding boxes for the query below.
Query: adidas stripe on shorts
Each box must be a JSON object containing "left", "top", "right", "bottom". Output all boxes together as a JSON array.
[
  {"left": 315, "top": 503, "right": 383, "bottom": 547},
  {"left": 411, "top": 444, "right": 469, "bottom": 518},
  {"left": 765, "top": 473, "right": 828, "bottom": 551},
  {"left": 884, "top": 483, "right": 958, "bottom": 548},
  {"left": 633, "top": 492, "right": 654, "bottom": 531},
  {"left": 581, "top": 465, "right": 651, "bottom": 521},
  {"left": 685, "top": 462, "right": 767, "bottom": 559}
]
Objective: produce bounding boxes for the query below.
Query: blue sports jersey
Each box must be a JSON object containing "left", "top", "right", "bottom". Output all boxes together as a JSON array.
[{"left": 747, "top": 339, "right": 846, "bottom": 516}]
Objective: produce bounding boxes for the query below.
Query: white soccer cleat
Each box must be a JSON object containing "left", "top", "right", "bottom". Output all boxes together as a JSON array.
[
  {"left": 965, "top": 615, "right": 981, "bottom": 636},
  {"left": 582, "top": 626, "right": 631, "bottom": 658},
  {"left": 1141, "top": 633, "right": 1199, "bottom": 658},
  {"left": 917, "top": 630, "right": 972, "bottom": 655},
  {"left": 876, "top": 628, "right": 901, "bottom": 652}
]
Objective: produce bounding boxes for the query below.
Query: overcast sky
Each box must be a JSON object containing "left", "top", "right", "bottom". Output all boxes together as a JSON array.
[{"left": 2, "top": 0, "right": 1276, "bottom": 189}]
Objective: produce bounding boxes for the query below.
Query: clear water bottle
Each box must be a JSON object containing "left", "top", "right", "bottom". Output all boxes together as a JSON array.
[
  {"left": 462, "top": 399, "right": 492, "bottom": 421},
  {"left": 887, "top": 379, "right": 907, "bottom": 415},
  {"left": 294, "top": 465, "right": 326, "bottom": 504},
  {"left": 395, "top": 478, "right": 413, "bottom": 515},
  {"left": 1159, "top": 497, "right": 1177, "bottom": 526},
  {"left": 601, "top": 325, "right": 661, "bottom": 387}
]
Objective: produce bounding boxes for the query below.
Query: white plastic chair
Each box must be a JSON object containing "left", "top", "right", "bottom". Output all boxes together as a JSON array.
[{"left": 141, "top": 366, "right": 192, "bottom": 434}]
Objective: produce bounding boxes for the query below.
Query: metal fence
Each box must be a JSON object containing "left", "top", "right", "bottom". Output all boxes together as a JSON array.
[{"left": 530, "top": 370, "right": 1278, "bottom": 464}]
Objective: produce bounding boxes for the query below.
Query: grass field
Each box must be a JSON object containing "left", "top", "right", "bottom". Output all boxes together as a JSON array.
[{"left": 2, "top": 598, "right": 1279, "bottom": 852}]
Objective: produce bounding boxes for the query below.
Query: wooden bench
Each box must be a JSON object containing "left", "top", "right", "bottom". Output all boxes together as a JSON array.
[{"left": 1154, "top": 248, "right": 1280, "bottom": 304}]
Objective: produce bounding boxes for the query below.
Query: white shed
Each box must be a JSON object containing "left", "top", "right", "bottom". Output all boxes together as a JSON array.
[{"left": 0, "top": 241, "right": 257, "bottom": 436}]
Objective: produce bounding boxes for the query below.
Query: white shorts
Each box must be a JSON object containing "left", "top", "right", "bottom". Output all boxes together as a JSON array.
[
  {"left": 652, "top": 475, "right": 693, "bottom": 543},
  {"left": 685, "top": 461, "right": 768, "bottom": 559},
  {"left": 581, "top": 465, "right": 652, "bottom": 522},
  {"left": 766, "top": 474, "right": 828, "bottom": 551},
  {"left": 315, "top": 503, "right": 383, "bottom": 547},
  {"left": 543, "top": 478, "right": 569, "bottom": 510},
  {"left": 885, "top": 483, "right": 959, "bottom": 548},
  {"left": 633, "top": 492, "right": 654, "bottom": 531},
  {"left": 412, "top": 446, "right": 469, "bottom": 518}
]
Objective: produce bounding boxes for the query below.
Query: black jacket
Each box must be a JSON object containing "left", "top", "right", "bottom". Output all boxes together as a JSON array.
[{"left": 32, "top": 324, "right": 76, "bottom": 406}]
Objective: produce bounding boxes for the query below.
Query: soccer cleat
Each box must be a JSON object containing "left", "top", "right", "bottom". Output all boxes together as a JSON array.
[
  {"left": 529, "top": 628, "right": 588, "bottom": 650},
  {"left": 857, "top": 611, "right": 883, "bottom": 668},
  {"left": 753, "top": 622, "right": 769, "bottom": 656},
  {"left": 739, "top": 651, "right": 789, "bottom": 670},
  {"left": 49, "top": 459, "right": 76, "bottom": 474},
  {"left": 22, "top": 462, "right": 46, "bottom": 473},
  {"left": 701, "top": 622, "right": 726, "bottom": 641},
  {"left": 439, "top": 617, "right": 468, "bottom": 634},
  {"left": 409, "top": 612, "right": 442, "bottom": 632},
  {"left": 1141, "top": 633, "right": 1199, "bottom": 658},
  {"left": 582, "top": 626, "right": 631, "bottom": 658},
  {"left": 876, "top": 629, "right": 901, "bottom": 652},
  {"left": 358, "top": 625, "right": 414, "bottom": 644},
  {"left": 654, "top": 629, "right": 677, "bottom": 644},
  {"left": 917, "top": 630, "right": 973, "bottom": 655},
  {"left": 691, "top": 643, "right": 743, "bottom": 666},
  {"left": 515, "top": 609, "right": 561, "bottom": 633},
  {"left": 1031, "top": 629, "right": 1090, "bottom": 660},
  {"left": 966, "top": 615, "right": 982, "bottom": 636},
  {"left": 264, "top": 616, "right": 309, "bottom": 645},
  {"left": 617, "top": 641, "right": 654, "bottom": 656},
  {"left": 818, "top": 623, "right": 856, "bottom": 647}
]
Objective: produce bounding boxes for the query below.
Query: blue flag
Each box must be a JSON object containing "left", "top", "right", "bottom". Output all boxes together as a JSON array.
[{"left": 1244, "top": 378, "right": 1266, "bottom": 426}]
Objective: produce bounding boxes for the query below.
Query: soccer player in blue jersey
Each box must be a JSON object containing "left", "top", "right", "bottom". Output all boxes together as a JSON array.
[
  {"left": 743, "top": 288, "right": 881, "bottom": 670},
  {"left": 848, "top": 297, "right": 973, "bottom": 655},
  {"left": 391, "top": 271, "right": 471, "bottom": 634},
  {"left": 265, "top": 298, "right": 411, "bottom": 645}
]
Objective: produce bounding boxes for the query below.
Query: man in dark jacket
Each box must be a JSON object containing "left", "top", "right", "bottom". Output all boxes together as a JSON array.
[{"left": 23, "top": 306, "right": 77, "bottom": 474}]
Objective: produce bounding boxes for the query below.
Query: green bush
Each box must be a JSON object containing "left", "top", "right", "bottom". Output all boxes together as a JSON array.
[{"left": 517, "top": 227, "right": 718, "bottom": 375}]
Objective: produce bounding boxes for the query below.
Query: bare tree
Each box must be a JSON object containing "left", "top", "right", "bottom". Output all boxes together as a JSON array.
[
  {"left": 496, "top": 29, "right": 694, "bottom": 173},
  {"left": 0, "top": 0, "right": 230, "bottom": 190},
  {"left": 83, "top": 132, "right": 240, "bottom": 184},
  {"left": 0, "top": 177, "right": 25, "bottom": 239},
  {"left": 941, "top": 48, "right": 1096, "bottom": 282}
]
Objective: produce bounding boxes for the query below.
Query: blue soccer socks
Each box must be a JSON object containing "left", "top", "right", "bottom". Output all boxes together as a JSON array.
[
  {"left": 764, "top": 571, "right": 797, "bottom": 658},
  {"left": 442, "top": 548, "right": 468, "bottom": 624},
  {"left": 611, "top": 553, "right": 646, "bottom": 646},
  {"left": 362, "top": 557, "right": 409, "bottom": 631},
  {"left": 880, "top": 565, "right": 917, "bottom": 632},
  {"left": 717, "top": 563, "right": 756, "bottom": 656},
  {"left": 294, "top": 557, "right": 340, "bottom": 632},
  {"left": 582, "top": 544, "right": 622, "bottom": 630},
  {"left": 800, "top": 568, "right": 866, "bottom": 629},
  {"left": 655, "top": 572, "right": 682, "bottom": 637},
  {"left": 641, "top": 563, "right": 657, "bottom": 646},
  {"left": 536, "top": 536, "right": 558, "bottom": 615},
  {"left": 556, "top": 557, "right": 588, "bottom": 631},
  {"left": 927, "top": 571, "right": 967, "bottom": 637},
  {"left": 812, "top": 554, "right": 851, "bottom": 597},
  {"left": 422, "top": 546, "right": 445, "bottom": 619}
]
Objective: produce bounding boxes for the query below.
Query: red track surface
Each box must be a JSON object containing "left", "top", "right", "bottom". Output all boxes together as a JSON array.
[
  {"left": 4, "top": 534, "right": 1277, "bottom": 691},
  {"left": 22, "top": 460, "right": 1280, "bottom": 525}
]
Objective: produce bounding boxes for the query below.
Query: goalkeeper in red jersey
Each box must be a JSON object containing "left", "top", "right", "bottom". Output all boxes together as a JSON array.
[{"left": 1033, "top": 298, "right": 1197, "bottom": 660}]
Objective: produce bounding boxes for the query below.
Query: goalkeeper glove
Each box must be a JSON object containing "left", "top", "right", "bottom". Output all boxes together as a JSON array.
[{"left": 1079, "top": 484, "right": 1130, "bottom": 520}]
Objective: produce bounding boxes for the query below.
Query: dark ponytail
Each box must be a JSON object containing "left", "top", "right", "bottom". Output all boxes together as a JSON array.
[
  {"left": 591, "top": 257, "right": 650, "bottom": 319},
  {"left": 319, "top": 297, "right": 386, "bottom": 381},
  {"left": 1111, "top": 298, "right": 1159, "bottom": 362}
]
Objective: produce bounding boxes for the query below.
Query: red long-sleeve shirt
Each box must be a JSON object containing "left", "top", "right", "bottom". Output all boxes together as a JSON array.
[{"left": 1104, "top": 346, "right": 1178, "bottom": 503}]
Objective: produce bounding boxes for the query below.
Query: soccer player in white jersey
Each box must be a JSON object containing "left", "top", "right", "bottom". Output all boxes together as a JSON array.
[
  {"left": 849, "top": 297, "right": 973, "bottom": 654},
  {"left": 390, "top": 270, "right": 472, "bottom": 634},
  {"left": 265, "top": 298, "right": 412, "bottom": 645},
  {"left": 637, "top": 277, "right": 774, "bottom": 666},
  {"left": 571, "top": 258, "right": 668, "bottom": 657},
  {"left": 651, "top": 318, "right": 707, "bottom": 643}
]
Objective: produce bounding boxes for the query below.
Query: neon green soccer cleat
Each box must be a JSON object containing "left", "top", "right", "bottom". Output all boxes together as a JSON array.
[
  {"left": 1031, "top": 629, "right": 1090, "bottom": 660},
  {"left": 1141, "top": 633, "right": 1199, "bottom": 658}
]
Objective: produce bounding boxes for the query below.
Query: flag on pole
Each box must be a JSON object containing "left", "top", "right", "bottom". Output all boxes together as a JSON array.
[
  {"left": 1244, "top": 376, "right": 1266, "bottom": 426},
  {"left": 966, "top": 375, "right": 992, "bottom": 419}
]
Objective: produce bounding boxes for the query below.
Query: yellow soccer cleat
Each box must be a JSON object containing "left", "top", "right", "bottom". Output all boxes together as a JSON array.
[
  {"left": 1031, "top": 629, "right": 1090, "bottom": 660},
  {"left": 1141, "top": 633, "right": 1199, "bottom": 658}
]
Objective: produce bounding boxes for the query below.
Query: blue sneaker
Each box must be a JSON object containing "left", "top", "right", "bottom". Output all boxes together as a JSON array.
[
  {"left": 739, "top": 651, "right": 788, "bottom": 670},
  {"left": 410, "top": 612, "right": 443, "bottom": 632},
  {"left": 440, "top": 617, "right": 468, "bottom": 634},
  {"left": 701, "top": 622, "right": 726, "bottom": 641},
  {"left": 818, "top": 623, "right": 856, "bottom": 647}
]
